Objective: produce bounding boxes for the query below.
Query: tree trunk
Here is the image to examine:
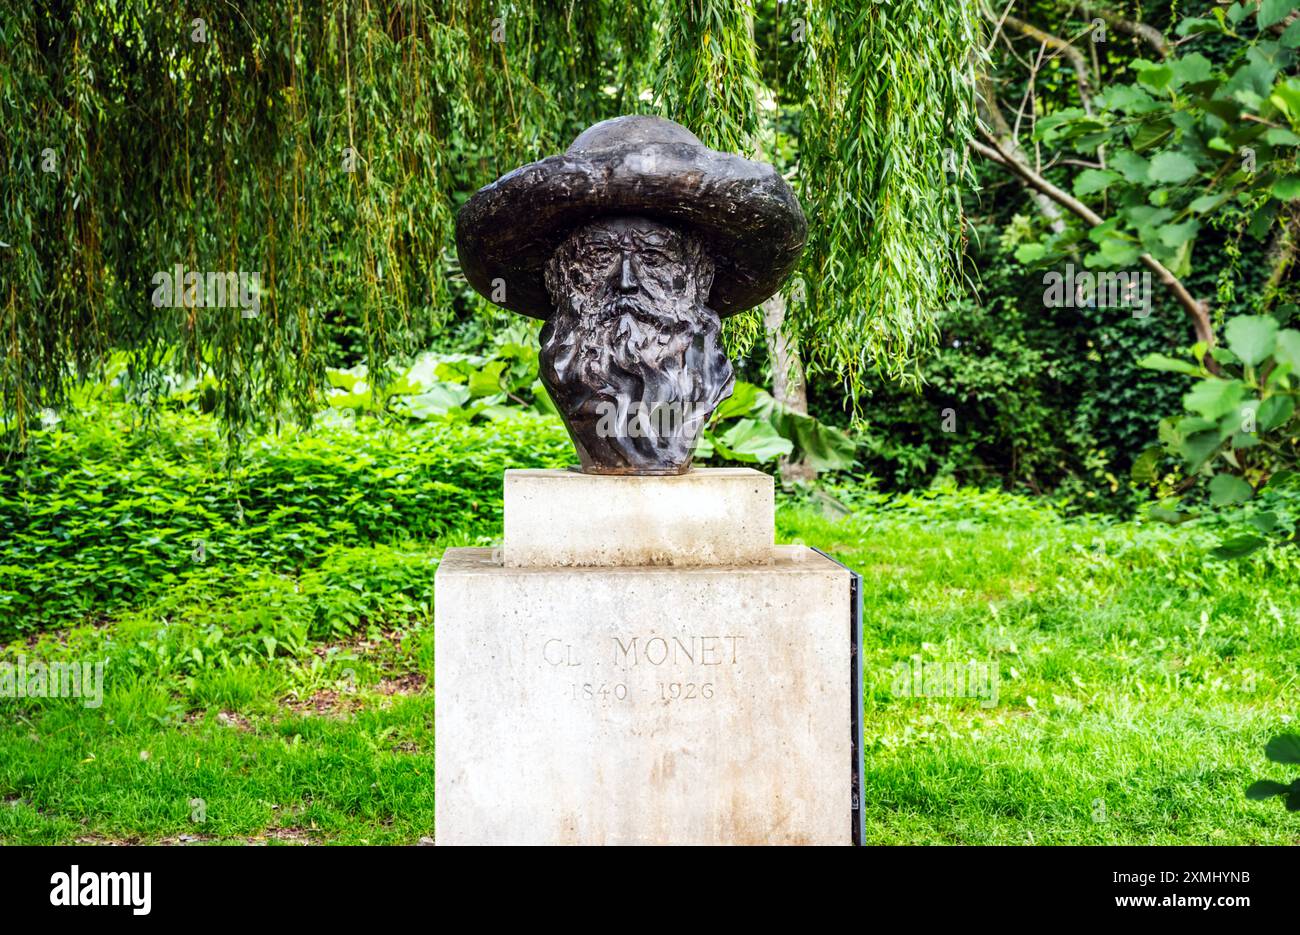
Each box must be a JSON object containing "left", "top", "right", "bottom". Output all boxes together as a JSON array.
[
  {"left": 976, "top": 76, "right": 1068, "bottom": 235},
  {"left": 762, "top": 292, "right": 816, "bottom": 483}
]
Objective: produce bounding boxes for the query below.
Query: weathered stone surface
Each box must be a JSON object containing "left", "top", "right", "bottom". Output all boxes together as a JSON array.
[
  {"left": 503, "top": 468, "right": 774, "bottom": 567},
  {"left": 434, "top": 546, "right": 853, "bottom": 845}
]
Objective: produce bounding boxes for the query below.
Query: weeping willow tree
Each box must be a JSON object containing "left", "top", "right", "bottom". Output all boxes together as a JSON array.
[{"left": 0, "top": 0, "right": 982, "bottom": 448}]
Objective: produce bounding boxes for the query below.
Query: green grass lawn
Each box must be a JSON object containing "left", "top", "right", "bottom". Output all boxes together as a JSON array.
[{"left": 2, "top": 490, "right": 1298, "bottom": 844}]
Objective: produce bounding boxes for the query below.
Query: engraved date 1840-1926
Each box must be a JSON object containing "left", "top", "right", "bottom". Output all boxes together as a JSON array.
[{"left": 568, "top": 682, "right": 716, "bottom": 703}]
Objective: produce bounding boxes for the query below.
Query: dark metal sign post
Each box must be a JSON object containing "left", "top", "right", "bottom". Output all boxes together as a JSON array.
[{"left": 812, "top": 547, "right": 865, "bottom": 846}]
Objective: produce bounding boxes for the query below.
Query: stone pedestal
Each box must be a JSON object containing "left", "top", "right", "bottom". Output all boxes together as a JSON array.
[
  {"left": 504, "top": 468, "right": 774, "bottom": 567},
  {"left": 435, "top": 468, "right": 856, "bottom": 845}
]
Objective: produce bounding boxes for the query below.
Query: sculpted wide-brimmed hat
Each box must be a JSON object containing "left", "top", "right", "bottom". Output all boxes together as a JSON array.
[{"left": 455, "top": 115, "right": 806, "bottom": 319}]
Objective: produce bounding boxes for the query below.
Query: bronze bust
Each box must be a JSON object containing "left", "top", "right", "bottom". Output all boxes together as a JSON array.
[{"left": 456, "top": 115, "right": 806, "bottom": 474}]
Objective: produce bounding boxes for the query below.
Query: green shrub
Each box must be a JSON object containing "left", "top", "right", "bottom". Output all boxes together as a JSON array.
[{"left": 0, "top": 402, "right": 570, "bottom": 635}]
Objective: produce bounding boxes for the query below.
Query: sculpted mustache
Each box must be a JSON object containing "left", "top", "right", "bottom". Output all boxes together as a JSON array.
[
  {"left": 592, "top": 295, "right": 650, "bottom": 318},
  {"left": 586, "top": 297, "right": 694, "bottom": 332}
]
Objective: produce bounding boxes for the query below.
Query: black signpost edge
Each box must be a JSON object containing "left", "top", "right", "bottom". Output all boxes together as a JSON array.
[{"left": 810, "top": 546, "right": 864, "bottom": 846}]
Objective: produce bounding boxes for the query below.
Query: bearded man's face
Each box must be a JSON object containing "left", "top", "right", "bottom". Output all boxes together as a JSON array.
[{"left": 540, "top": 215, "right": 735, "bottom": 475}]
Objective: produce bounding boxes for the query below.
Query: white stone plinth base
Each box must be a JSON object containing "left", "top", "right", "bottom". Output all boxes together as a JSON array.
[
  {"left": 434, "top": 546, "right": 853, "bottom": 845},
  {"left": 502, "top": 467, "right": 774, "bottom": 567}
]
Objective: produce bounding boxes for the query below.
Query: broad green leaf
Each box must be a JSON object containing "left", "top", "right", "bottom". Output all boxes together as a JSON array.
[
  {"left": 1189, "top": 193, "right": 1225, "bottom": 213},
  {"left": 1282, "top": 18, "right": 1300, "bottom": 48},
  {"left": 493, "top": 340, "right": 537, "bottom": 365},
  {"left": 1258, "top": 395, "right": 1295, "bottom": 432},
  {"left": 1227, "top": 2, "right": 1252, "bottom": 26},
  {"left": 1158, "top": 415, "right": 1182, "bottom": 448},
  {"left": 1248, "top": 200, "right": 1279, "bottom": 241},
  {"left": 1167, "top": 237, "right": 1194, "bottom": 279},
  {"left": 1184, "top": 378, "right": 1245, "bottom": 420},
  {"left": 1032, "top": 107, "right": 1086, "bottom": 141},
  {"left": 1268, "top": 469, "right": 1300, "bottom": 490},
  {"left": 1148, "top": 502, "right": 1192, "bottom": 524},
  {"left": 477, "top": 404, "right": 518, "bottom": 422},
  {"left": 467, "top": 360, "right": 508, "bottom": 397},
  {"left": 1225, "top": 400, "right": 1259, "bottom": 440},
  {"left": 1109, "top": 149, "right": 1150, "bottom": 182},
  {"left": 1074, "top": 169, "right": 1121, "bottom": 196},
  {"left": 1131, "top": 446, "right": 1162, "bottom": 483},
  {"left": 1128, "top": 204, "right": 1174, "bottom": 231},
  {"left": 1208, "top": 473, "right": 1252, "bottom": 506},
  {"left": 1099, "top": 85, "right": 1157, "bottom": 114},
  {"left": 1273, "top": 176, "right": 1300, "bottom": 201},
  {"left": 1170, "top": 53, "right": 1213, "bottom": 86},
  {"left": 770, "top": 409, "right": 857, "bottom": 471},
  {"left": 1179, "top": 429, "right": 1223, "bottom": 468},
  {"left": 1210, "top": 533, "right": 1266, "bottom": 559},
  {"left": 1265, "top": 127, "right": 1300, "bottom": 146},
  {"left": 382, "top": 375, "right": 420, "bottom": 397},
  {"left": 1137, "top": 353, "right": 1200, "bottom": 375},
  {"left": 433, "top": 354, "right": 487, "bottom": 384},
  {"left": 530, "top": 379, "right": 558, "bottom": 416},
  {"left": 1275, "top": 329, "right": 1300, "bottom": 370},
  {"left": 1015, "top": 243, "right": 1047, "bottom": 264},
  {"left": 1272, "top": 78, "right": 1300, "bottom": 121},
  {"left": 1132, "top": 119, "right": 1174, "bottom": 151},
  {"left": 1248, "top": 511, "right": 1279, "bottom": 533},
  {"left": 715, "top": 419, "right": 792, "bottom": 464},
  {"left": 394, "top": 381, "right": 471, "bottom": 419},
  {"left": 713, "top": 380, "right": 763, "bottom": 421},
  {"left": 1087, "top": 217, "right": 1123, "bottom": 244},
  {"left": 1176, "top": 415, "right": 1219, "bottom": 436},
  {"left": 1158, "top": 219, "right": 1200, "bottom": 249},
  {"left": 1258, "top": 0, "right": 1294, "bottom": 28},
  {"left": 1148, "top": 151, "right": 1198, "bottom": 183},
  {"left": 1176, "top": 16, "right": 1224, "bottom": 36},
  {"left": 1200, "top": 98, "right": 1241, "bottom": 122},
  {"left": 1135, "top": 63, "right": 1175, "bottom": 91},
  {"left": 327, "top": 386, "right": 372, "bottom": 410},
  {"left": 326, "top": 365, "right": 367, "bottom": 391},
  {"left": 1266, "top": 361, "right": 1295, "bottom": 389},
  {"left": 1225, "top": 315, "right": 1279, "bottom": 366},
  {"left": 1089, "top": 236, "right": 1141, "bottom": 267}
]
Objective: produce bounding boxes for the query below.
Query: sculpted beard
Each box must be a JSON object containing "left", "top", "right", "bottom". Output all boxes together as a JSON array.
[{"left": 539, "top": 221, "right": 734, "bottom": 473}]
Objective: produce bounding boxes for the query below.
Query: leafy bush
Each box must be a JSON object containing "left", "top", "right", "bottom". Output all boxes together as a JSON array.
[
  {"left": 1140, "top": 312, "right": 1300, "bottom": 555},
  {"left": 0, "top": 402, "right": 570, "bottom": 635},
  {"left": 780, "top": 477, "right": 1069, "bottom": 530},
  {"left": 1012, "top": 2, "right": 1298, "bottom": 305},
  {"left": 838, "top": 215, "right": 1188, "bottom": 507}
]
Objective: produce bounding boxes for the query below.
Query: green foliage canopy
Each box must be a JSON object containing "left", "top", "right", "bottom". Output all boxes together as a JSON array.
[{"left": 0, "top": 0, "right": 982, "bottom": 446}]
